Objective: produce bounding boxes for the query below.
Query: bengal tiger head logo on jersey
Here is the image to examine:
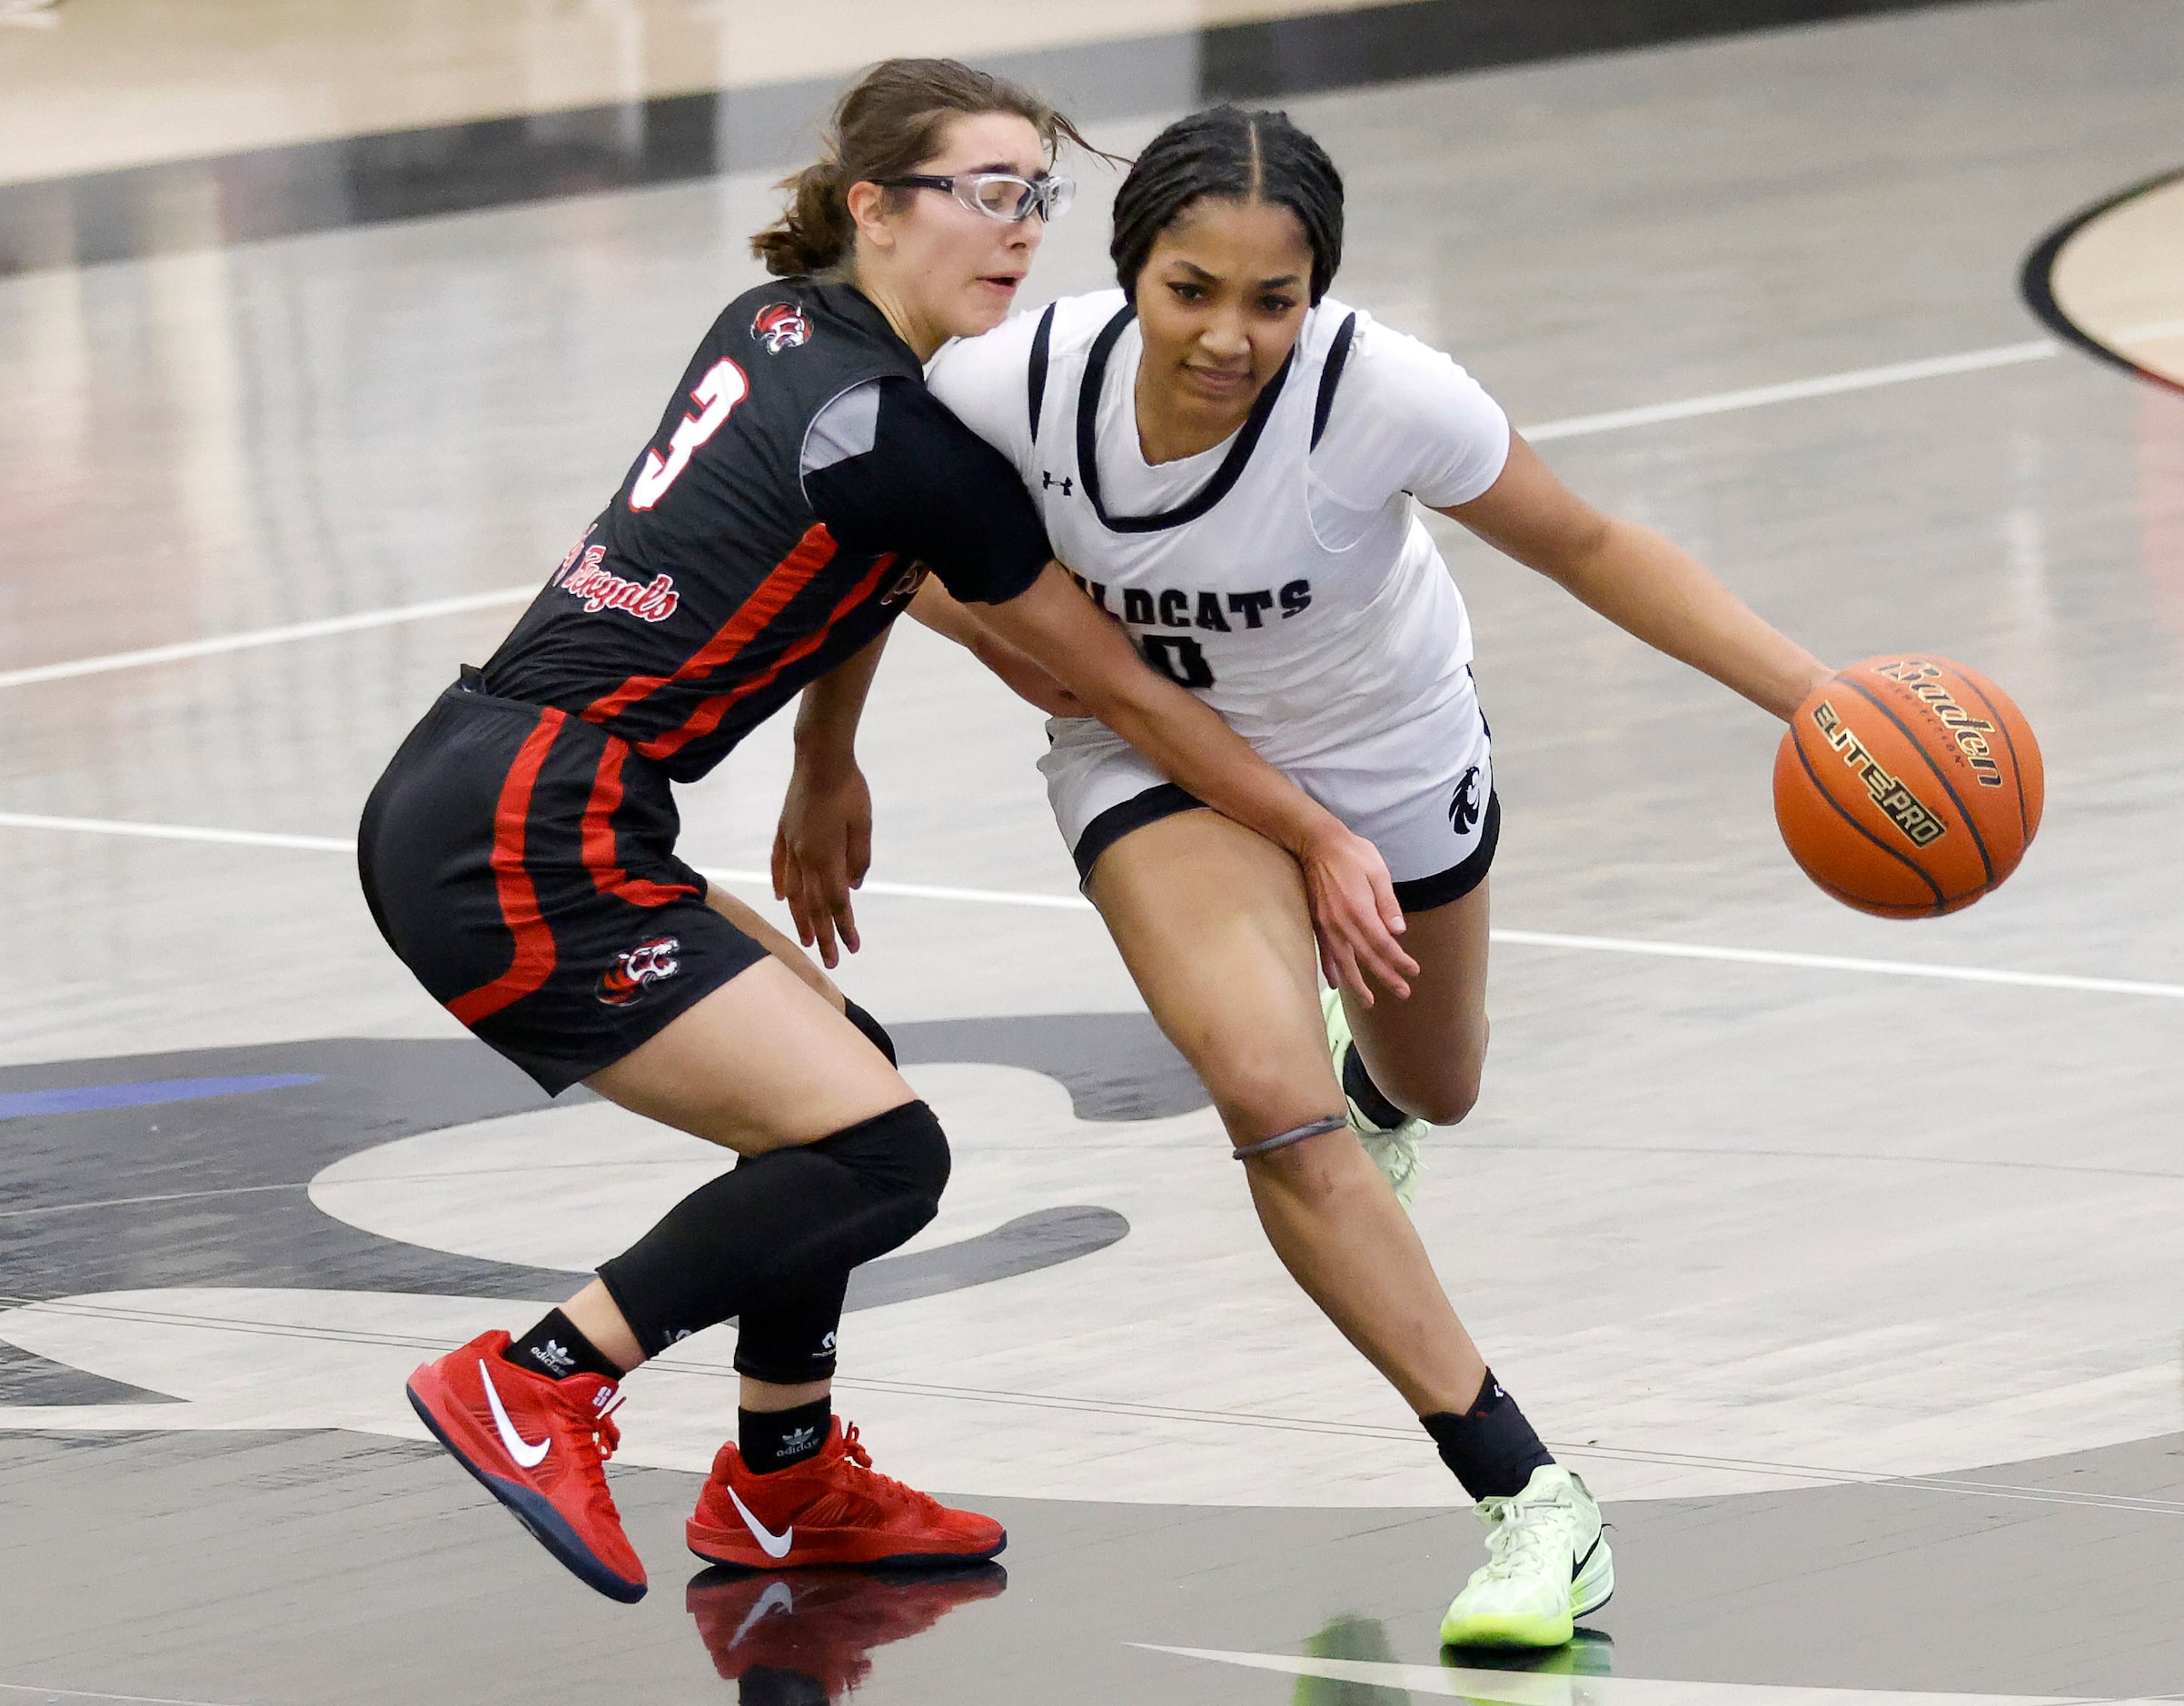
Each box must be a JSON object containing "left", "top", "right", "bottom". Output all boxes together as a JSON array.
[
  {"left": 597, "top": 937, "right": 682, "bottom": 1007},
  {"left": 880, "top": 560, "right": 930, "bottom": 606},
  {"left": 751, "top": 302, "right": 811, "bottom": 353}
]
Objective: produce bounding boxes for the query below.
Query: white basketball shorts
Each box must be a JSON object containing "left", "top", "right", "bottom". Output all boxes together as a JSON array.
[{"left": 1038, "top": 678, "right": 1497, "bottom": 912}]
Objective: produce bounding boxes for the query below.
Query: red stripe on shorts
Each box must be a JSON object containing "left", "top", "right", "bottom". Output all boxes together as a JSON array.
[
  {"left": 447, "top": 709, "right": 564, "bottom": 1026},
  {"left": 581, "top": 523, "right": 840, "bottom": 725},
  {"left": 579, "top": 739, "right": 701, "bottom": 908},
  {"left": 640, "top": 554, "right": 896, "bottom": 762}
]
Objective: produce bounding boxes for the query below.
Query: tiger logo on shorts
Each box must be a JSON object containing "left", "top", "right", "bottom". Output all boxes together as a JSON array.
[{"left": 598, "top": 937, "right": 682, "bottom": 1007}]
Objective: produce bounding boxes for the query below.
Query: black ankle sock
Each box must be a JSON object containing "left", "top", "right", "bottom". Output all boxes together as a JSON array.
[
  {"left": 1341, "top": 1042, "right": 1410, "bottom": 1132},
  {"left": 840, "top": 998, "right": 898, "bottom": 1066},
  {"left": 740, "top": 1398, "right": 832, "bottom": 1473},
  {"left": 502, "top": 1308, "right": 622, "bottom": 1383},
  {"left": 1422, "top": 1372, "right": 1555, "bottom": 1500}
]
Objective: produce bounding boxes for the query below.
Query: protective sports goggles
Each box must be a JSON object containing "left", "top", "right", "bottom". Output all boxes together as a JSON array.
[{"left": 874, "top": 171, "right": 1076, "bottom": 223}]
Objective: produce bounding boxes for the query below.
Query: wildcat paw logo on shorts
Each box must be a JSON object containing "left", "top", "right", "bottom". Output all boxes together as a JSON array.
[
  {"left": 751, "top": 303, "right": 810, "bottom": 353},
  {"left": 597, "top": 937, "right": 682, "bottom": 1007},
  {"left": 1448, "top": 766, "right": 1482, "bottom": 836}
]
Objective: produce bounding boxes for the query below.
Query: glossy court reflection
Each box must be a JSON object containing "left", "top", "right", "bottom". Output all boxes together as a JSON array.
[
  {"left": 1307, "top": 1613, "right": 1616, "bottom": 1701},
  {"left": 688, "top": 1562, "right": 1008, "bottom": 1701}
]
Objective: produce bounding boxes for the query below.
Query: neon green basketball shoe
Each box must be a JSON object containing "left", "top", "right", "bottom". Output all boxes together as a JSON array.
[
  {"left": 1439, "top": 1464, "right": 1614, "bottom": 1651},
  {"left": 1321, "top": 988, "right": 1428, "bottom": 1207}
]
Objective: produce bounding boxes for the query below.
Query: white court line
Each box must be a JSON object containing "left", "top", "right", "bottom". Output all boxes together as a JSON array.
[
  {"left": 1521, "top": 312, "right": 2179, "bottom": 442},
  {"left": 1521, "top": 338, "right": 2060, "bottom": 441},
  {"left": 8, "top": 323, "right": 2161, "bottom": 694},
  {"left": 713, "top": 869, "right": 1097, "bottom": 911},
  {"left": 0, "top": 812, "right": 354, "bottom": 854},
  {"left": 3, "top": 808, "right": 2180, "bottom": 1001},
  {"left": 0, "top": 1684, "right": 253, "bottom": 1706},
  {"left": 0, "top": 586, "right": 535, "bottom": 690},
  {"left": 0, "top": 1183, "right": 307, "bottom": 1221},
  {"left": 1133, "top": 1645, "right": 2169, "bottom": 1705},
  {"left": 0, "top": 811, "right": 1090, "bottom": 905},
  {"left": 1493, "top": 928, "right": 2184, "bottom": 1001}
]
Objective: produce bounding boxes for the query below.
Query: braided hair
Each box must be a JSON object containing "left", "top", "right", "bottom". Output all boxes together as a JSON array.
[{"left": 1109, "top": 106, "right": 1345, "bottom": 304}]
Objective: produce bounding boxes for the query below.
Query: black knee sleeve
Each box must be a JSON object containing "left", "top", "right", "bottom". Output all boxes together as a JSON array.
[
  {"left": 734, "top": 1275, "right": 850, "bottom": 1385},
  {"left": 733, "top": 1097, "right": 946, "bottom": 1381},
  {"left": 598, "top": 1100, "right": 949, "bottom": 1359},
  {"left": 805, "top": 1096, "right": 948, "bottom": 1208},
  {"left": 840, "top": 998, "right": 898, "bottom": 1066}
]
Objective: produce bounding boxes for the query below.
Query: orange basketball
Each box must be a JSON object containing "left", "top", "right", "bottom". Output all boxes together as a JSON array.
[{"left": 1772, "top": 655, "right": 2044, "bottom": 917}]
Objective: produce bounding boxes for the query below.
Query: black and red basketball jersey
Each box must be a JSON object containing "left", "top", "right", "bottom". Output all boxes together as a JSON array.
[{"left": 482, "top": 279, "right": 1049, "bottom": 782}]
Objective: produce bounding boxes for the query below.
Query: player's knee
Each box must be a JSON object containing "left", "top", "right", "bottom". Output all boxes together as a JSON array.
[
  {"left": 1246, "top": 1124, "right": 1353, "bottom": 1199},
  {"left": 808, "top": 1097, "right": 950, "bottom": 1232},
  {"left": 1202, "top": 1048, "right": 1325, "bottom": 1144},
  {"left": 1405, "top": 1066, "right": 1482, "bottom": 1127},
  {"left": 1383, "top": 1024, "right": 1489, "bottom": 1126}
]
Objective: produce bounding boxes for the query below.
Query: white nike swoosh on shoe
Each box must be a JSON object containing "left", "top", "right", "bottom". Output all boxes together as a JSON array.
[
  {"left": 726, "top": 1486, "right": 795, "bottom": 1560},
  {"left": 728, "top": 1580, "right": 797, "bottom": 1646},
  {"left": 477, "top": 1359, "right": 551, "bottom": 1470}
]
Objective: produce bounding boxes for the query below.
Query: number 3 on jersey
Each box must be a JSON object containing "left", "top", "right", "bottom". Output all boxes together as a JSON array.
[{"left": 629, "top": 358, "right": 750, "bottom": 511}]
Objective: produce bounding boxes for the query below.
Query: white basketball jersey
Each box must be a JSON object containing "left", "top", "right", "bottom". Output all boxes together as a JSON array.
[{"left": 927, "top": 290, "right": 1510, "bottom": 767}]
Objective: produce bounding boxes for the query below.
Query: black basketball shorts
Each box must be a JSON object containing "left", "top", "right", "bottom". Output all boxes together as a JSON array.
[{"left": 358, "top": 674, "right": 769, "bottom": 1094}]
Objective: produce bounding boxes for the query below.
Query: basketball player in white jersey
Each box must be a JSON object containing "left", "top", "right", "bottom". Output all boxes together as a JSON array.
[{"left": 777, "top": 105, "right": 1832, "bottom": 1650}]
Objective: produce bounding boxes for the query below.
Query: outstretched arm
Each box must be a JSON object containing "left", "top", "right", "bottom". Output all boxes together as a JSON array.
[
  {"left": 908, "top": 575, "right": 1087, "bottom": 717},
  {"left": 977, "top": 565, "right": 1419, "bottom": 1001},
  {"left": 772, "top": 628, "right": 889, "bottom": 967},
  {"left": 1446, "top": 434, "right": 1831, "bottom": 721}
]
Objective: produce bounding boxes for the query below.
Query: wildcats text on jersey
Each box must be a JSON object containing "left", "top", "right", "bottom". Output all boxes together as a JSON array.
[{"left": 1066, "top": 570, "right": 1311, "bottom": 631}]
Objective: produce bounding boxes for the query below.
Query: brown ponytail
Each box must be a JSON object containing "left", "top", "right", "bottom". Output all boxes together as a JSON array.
[
  {"left": 752, "top": 57, "right": 1107, "bottom": 278},
  {"left": 757, "top": 159, "right": 855, "bottom": 277}
]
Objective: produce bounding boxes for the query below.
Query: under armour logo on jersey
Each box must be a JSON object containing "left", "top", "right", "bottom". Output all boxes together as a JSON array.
[
  {"left": 1449, "top": 766, "right": 1483, "bottom": 836},
  {"left": 1041, "top": 470, "right": 1074, "bottom": 496},
  {"left": 751, "top": 302, "right": 810, "bottom": 352}
]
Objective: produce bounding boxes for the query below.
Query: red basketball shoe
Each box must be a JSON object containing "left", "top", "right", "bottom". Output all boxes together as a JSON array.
[
  {"left": 687, "top": 1562, "right": 1008, "bottom": 1691},
  {"left": 686, "top": 1418, "right": 1004, "bottom": 1571},
  {"left": 405, "top": 1329, "right": 647, "bottom": 1602}
]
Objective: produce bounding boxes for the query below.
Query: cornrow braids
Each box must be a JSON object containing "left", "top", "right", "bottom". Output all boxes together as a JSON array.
[{"left": 1110, "top": 105, "right": 1345, "bottom": 303}]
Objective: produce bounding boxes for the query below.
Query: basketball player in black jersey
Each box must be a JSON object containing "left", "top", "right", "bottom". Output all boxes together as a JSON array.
[{"left": 362, "top": 60, "right": 1415, "bottom": 1602}]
